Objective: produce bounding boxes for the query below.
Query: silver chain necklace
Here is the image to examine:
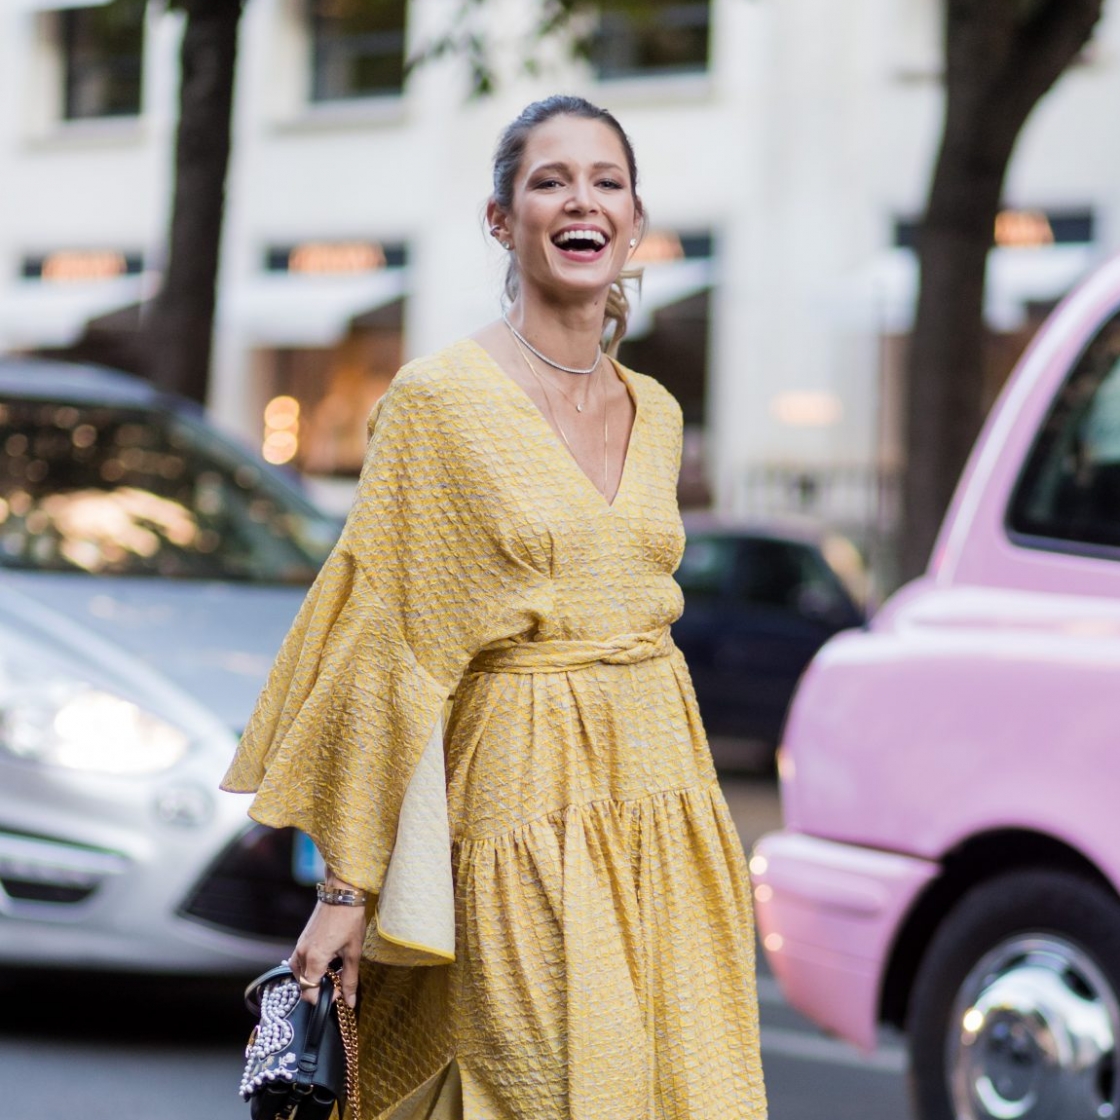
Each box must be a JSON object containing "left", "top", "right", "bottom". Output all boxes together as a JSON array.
[{"left": 502, "top": 314, "right": 601, "bottom": 376}]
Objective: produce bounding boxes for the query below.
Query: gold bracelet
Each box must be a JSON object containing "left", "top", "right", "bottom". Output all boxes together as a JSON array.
[{"left": 316, "top": 881, "right": 368, "bottom": 907}]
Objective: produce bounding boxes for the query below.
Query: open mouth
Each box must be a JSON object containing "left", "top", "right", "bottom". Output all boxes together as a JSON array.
[{"left": 551, "top": 228, "right": 610, "bottom": 258}]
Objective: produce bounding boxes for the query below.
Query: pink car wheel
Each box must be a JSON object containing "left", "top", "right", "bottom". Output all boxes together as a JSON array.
[{"left": 908, "top": 868, "right": 1120, "bottom": 1120}]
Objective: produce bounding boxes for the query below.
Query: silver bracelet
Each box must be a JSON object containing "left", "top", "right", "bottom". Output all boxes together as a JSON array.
[{"left": 316, "top": 881, "right": 368, "bottom": 907}]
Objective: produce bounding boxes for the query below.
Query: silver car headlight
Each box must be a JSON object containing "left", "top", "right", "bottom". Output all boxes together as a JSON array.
[{"left": 0, "top": 667, "right": 189, "bottom": 776}]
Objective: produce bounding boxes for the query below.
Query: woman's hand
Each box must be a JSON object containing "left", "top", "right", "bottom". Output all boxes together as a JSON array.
[{"left": 288, "top": 895, "right": 367, "bottom": 1008}]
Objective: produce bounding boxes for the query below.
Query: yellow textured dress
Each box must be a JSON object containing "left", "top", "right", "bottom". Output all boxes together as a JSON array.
[{"left": 223, "top": 339, "right": 767, "bottom": 1120}]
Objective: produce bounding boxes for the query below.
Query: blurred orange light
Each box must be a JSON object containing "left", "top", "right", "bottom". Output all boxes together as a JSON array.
[
  {"left": 264, "top": 395, "right": 301, "bottom": 430},
  {"left": 770, "top": 391, "right": 843, "bottom": 428},
  {"left": 41, "top": 250, "right": 128, "bottom": 283},
  {"left": 630, "top": 231, "right": 685, "bottom": 264},
  {"left": 262, "top": 431, "right": 299, "bottom": 464},
  {"left": 776, "top": 747, "right": 795, "bottom": 783},
  {"left": 994, "top": 209, "right": 1054, "bottom": 249},
  {"left": 288, "top": 241, "right": 385, "bottom": 275}
]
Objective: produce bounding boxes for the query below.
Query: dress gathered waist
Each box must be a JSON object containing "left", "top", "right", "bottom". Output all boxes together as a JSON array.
[{"left": 468, "top": 627, "right": 676, "bottom": 675}]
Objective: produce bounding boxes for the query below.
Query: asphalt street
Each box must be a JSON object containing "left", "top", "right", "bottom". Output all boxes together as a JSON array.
[
  {"left": 728, "top": 775, "right": 915, "bottom": 1120},
  {"left": 0, "top": 776, "right": 915, "bottom": 1120}
]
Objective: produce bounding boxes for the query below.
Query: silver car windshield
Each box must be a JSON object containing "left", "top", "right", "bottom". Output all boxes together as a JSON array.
[{"left": 0, "top": 398, "right": 338, "bottom": 583}]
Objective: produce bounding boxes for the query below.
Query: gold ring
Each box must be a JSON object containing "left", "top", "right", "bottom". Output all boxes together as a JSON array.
[{"left": 298, "top": 974, "right": 318, "bottom": 990}]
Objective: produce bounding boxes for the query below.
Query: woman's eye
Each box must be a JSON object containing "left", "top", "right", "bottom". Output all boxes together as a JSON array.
[
  {"left": 533, "top": 178, "right": 563, "bottom": 190},
  {"left": 598, "top": 179, "right": 623, "bottom": 190}
]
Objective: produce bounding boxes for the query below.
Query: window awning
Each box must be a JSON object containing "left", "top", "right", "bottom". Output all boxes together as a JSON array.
[
  {"left": 625, "top": 257, "right": 714, "bottom": 339},
  {"left": 829, "top": 244, "right": 1100, "bottom": 333},
  {"left": 0, "top": 276, "right": 144, "bottom": 349},
  {"left": 223, "top": 269, "right": 407, "bottom": 347}
]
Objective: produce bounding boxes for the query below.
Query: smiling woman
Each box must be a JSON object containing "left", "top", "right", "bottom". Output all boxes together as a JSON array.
[{"left": 223, "top": 95, "right": 768, "bottom": 1120}]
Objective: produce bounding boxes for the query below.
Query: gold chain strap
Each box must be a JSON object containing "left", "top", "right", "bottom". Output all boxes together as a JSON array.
[{"left": 329, "top": 969, "right": 363, "bottom": 1120}]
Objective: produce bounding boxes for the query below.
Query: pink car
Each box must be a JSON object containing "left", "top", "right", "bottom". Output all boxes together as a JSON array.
[{"left": 752, "top": 253, "right": 1120, "bottom": 1120}]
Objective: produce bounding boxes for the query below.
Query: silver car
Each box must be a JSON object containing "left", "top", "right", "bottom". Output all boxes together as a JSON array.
[{"left": 0, "top": 358, "right": 338, "bottom": 973}]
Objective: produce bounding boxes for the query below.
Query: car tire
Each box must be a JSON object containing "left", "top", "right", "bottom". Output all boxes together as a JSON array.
[{"left": 907, "top": 867, "right": 1120, "bottom": 1120}]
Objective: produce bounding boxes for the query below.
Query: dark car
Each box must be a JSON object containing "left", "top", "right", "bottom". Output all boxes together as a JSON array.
[{"left": 672, "top": 516, "right": 864, "bottom": 768}]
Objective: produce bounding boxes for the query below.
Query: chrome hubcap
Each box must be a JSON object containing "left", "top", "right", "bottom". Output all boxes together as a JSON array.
[{"left": 949, "top": 935, "right": 1119, "bottom": 1120}]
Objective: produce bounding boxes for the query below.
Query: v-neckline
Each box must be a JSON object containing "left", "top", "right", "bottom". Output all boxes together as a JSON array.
[{"left": 464, "top": 337, "right": 640, "bottom": 512}]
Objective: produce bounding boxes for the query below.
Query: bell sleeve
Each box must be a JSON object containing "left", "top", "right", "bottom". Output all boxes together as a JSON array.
[{"left": 221, "top": 363, "right": 548, "bottom": 964}]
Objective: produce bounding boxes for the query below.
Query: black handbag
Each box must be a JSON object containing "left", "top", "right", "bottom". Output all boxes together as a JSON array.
[{"left": 239, "top": 962, "right": 360, "bottom": 1120}]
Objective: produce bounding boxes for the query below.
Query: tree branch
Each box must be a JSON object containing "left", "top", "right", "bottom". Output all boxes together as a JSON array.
[{"left": 998, "top": 0, "right": 1104, "bottom": 123}]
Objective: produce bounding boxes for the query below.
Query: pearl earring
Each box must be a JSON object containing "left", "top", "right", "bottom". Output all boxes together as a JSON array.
[{"left": 629, "top": 237, "right": 637, "bottom": 248}]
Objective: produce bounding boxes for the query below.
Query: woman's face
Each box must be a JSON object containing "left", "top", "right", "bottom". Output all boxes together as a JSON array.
[{"left": 492, "top": 115, "right": 641, "bottom": 304}]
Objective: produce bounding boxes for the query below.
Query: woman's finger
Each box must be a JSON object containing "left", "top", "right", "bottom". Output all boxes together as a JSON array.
[
  {"left": 339, "top": 948, "right": 360, "bottom": 1008},
  {"left": 293, "top": 940, "right": 330, "bottom": 1004},
  {"left": 284, "top": 949, "right": 313, "bottom": 1003},
  {"left": 299, "top": 953, "right": 332, "bottom": 1004}
]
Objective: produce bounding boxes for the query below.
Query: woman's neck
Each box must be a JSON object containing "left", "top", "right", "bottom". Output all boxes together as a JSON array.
[{"left": 506, "top": 294, "right": 605, "bottom": 368}]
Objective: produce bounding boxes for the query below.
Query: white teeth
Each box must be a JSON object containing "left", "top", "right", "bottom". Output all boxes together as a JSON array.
[{"left": 554, "top": 229, "right": 606, "bottom": 247}]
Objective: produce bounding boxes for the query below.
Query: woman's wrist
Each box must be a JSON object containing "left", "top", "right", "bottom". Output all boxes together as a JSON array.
[{"left": 317, "top": 878, "right": 369, "bottom": 907}]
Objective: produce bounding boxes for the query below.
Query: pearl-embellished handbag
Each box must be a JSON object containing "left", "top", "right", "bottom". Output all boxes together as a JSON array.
[{"left": 239, "top": 962, "right": 360, "bottom": 1119}]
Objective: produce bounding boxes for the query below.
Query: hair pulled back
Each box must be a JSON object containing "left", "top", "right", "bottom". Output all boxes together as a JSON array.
[{"left": 491, "top": 95, "right": 643, "bottom": 354}]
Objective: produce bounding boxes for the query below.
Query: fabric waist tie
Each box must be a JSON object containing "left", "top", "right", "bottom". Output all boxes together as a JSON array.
[{"left": 468, "top": 627, "right": 675, "bottom": 674}]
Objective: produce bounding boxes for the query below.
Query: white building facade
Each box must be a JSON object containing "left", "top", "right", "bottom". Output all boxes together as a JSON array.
[{"left": 2, "top": 0, "right": 1119, "bottom": 543}]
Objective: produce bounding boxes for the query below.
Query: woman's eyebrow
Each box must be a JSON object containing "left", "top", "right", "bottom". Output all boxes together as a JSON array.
[
  {"left": 528, "top": 161, "right": 571, "bottom": 177},
  {"left": 527, "top": 160, "right": 626, "bottom": 177}
]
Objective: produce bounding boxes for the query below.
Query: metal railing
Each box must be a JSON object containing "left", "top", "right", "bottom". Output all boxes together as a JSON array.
[{"left": 739, "top": 462, "right": 904, "bottom": 597}]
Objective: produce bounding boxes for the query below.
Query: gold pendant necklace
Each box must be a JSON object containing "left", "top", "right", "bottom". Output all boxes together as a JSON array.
[
  {"left": 509, "top": 331, "right": 610, "bottom": 498},
  {"left": 514, "top": 341, "right": 596, "bottom": 412}
]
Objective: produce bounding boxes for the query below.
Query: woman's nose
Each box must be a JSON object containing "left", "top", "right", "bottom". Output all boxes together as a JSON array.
[{"left": 565, "top": 180, "right": 597, "bottom": 212}]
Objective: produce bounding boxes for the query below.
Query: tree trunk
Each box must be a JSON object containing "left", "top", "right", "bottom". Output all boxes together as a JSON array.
[
  {"left": 144, "top": 0, "right": 244, "bottom": 404},
  {"left": 899, "top": 0, "right": 1102, "bottom": 581}
]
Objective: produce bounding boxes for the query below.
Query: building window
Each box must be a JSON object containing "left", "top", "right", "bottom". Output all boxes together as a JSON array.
[
  {"left": 594, "top": 1, "right": 710, "bottom": 79},
  {"left": 309, "top": 0, "right": 407, "bottom": 101},
  {"left": 61, "top": 0, "right": 146, "bottom": 120}
]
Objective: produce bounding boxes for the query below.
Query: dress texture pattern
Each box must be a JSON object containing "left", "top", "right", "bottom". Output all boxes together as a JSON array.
[{"left": 223, "top": 339, "right": 767, "bottom": 1120}]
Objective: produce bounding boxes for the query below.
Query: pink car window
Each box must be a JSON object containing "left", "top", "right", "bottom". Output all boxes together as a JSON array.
[{"left": 1009, "top": 308, "right": 1120, "bottom": 555}]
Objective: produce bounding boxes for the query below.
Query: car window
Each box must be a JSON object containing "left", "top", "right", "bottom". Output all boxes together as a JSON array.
[
  {"left": 676, "top": 534, "right": 737, "bottom": 601},
  {"left": 0, "top": 399, "right": 338, "bottom": 582},
  {"left": 1009, "top": 308, "right": 1120, "bottom": 553},
  {"left": 738, "top": 538, "right": 850, "bottom": 618}
]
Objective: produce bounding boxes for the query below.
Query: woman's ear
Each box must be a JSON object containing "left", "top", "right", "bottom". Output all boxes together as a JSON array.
[{"left": 486, "top": 199, "right": 512, "bottom": 250}]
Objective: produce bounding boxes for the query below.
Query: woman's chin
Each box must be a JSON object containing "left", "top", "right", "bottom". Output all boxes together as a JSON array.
[{"left": 533, "top": 267, "right": 624, "bottom": 302}]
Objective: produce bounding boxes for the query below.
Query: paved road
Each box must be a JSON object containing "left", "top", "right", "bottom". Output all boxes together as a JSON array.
[
  {"left": 725, "top": 775, "right": 915, "bottom": 1120},
  {"left": 0, "top": 776, "right": 915, "bottom": 1120}
]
